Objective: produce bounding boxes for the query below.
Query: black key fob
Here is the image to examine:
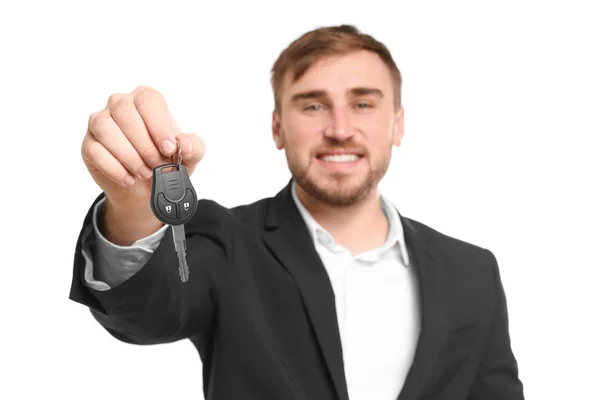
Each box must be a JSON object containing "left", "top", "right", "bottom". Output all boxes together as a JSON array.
[{"left": 150, "top": 163, "right": 198, "bottom": 226}]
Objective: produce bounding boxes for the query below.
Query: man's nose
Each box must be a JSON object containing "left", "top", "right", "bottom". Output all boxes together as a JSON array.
[{"left": 324, "top": 106, "right": 353, "bottom": 140}]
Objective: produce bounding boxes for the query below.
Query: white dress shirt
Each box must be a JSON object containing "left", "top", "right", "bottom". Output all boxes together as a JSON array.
[
  {"left": 80, "top": 182, "right": 421, "bottom": 400},
  {"left": 290, "top": 181, "right": 420, "bottom": 399}
]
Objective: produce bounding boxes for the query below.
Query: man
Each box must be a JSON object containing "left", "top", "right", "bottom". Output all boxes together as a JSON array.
[{"left": 70, "top": 24, "right": 524, "bottom": 400}]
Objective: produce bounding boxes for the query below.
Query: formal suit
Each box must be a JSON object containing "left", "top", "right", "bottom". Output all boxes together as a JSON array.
[{"left": 69, "top": 178, "right": 524, "bottom": 400}]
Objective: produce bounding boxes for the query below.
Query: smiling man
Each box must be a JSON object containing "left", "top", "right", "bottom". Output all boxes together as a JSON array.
[
  {"left": 70, "top": 24, "right": 525, "bottom": 400},
  {"left": 272, "top": 47, "right": 403, "bottom": 255}
]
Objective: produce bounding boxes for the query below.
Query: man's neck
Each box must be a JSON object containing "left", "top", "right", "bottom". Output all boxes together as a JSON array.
[{"left": 295, "top": 184, "right": 390, "bottom": 255}]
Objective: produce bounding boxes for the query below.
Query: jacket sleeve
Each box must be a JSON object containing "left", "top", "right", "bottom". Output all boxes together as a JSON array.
[
  {"left": 468, "top": 250, "right": 525, "bottom": 400},
  {"left": 69, "top": 192, "right": 234, "bottom": 345},
  {"left": 83, "top": 195, "right": 169, "bottom": 291}
]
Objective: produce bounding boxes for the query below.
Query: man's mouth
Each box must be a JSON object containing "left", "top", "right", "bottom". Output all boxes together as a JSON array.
[
  {"left": 317, "top": 153, "right": 362, "bottom": 163},
  {"left": 316, "top": 148, "right": 365, "bottom": 162},
  {"left": 314, "top": 152, "right": 365, "bottom": 171}
]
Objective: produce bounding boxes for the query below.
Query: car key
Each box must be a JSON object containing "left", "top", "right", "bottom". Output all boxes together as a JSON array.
[{"left": 150, "top": 142, "right": 198, "bottom": 282}]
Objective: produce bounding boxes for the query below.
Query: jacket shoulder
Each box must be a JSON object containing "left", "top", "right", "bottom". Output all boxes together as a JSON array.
[
  {"left": 228, "top": 196, "right": 273, "bottom": 228},
  {"left": 402, "top": 216, "right": 494, "bottom": 263},
  {"left": 193, "top": 195, "right": 273, "bottom": 229}
]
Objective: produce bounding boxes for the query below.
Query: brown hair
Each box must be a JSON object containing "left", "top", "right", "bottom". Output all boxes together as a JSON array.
[{"left": 270, "top": 24, "right": 402, "bottom": 115}]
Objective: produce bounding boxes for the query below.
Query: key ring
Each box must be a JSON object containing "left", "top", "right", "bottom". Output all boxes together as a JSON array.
[{"left": 171, "top": 140, "right": 182, "bottom": 167}]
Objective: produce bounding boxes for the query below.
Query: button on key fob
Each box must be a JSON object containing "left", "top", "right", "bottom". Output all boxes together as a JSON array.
[{"left": 150, "top": 162, "right": 197, "bottom": 282}]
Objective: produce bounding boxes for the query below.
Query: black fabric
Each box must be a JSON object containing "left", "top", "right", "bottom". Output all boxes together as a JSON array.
[{"left": 69, "top": 178, "right": 524, "bottom": 400}]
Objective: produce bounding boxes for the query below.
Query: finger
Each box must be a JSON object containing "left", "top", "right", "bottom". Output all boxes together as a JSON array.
[
  {"left": 132, "top": 86, "right": 180, "bottom": 157},
  {"left": 108, "top": 94, "right": 168, "bottom": 171},
  {"left": 82, "top": 131, "right": 136, "bottom": 187},
  {"left": 88, "top": 111, "right": 151, "bottom": 181},
  {"left": 176, "top": 133, "right": 206, "bottom": 171}
]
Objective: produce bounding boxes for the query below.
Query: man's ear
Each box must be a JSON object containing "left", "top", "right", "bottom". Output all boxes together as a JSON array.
[
  {"left": 393, "top": 106, "right": 405, "bottom": 147},
  {"left": 272, "top": 111, "right": 284, "bottom": 150}
]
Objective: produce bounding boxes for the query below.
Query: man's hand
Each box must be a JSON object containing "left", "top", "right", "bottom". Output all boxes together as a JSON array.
[{"left": 81, "top": 86, "right": 206, "bottom": 245}]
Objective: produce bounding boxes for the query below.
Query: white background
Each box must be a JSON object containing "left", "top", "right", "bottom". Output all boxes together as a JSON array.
[{"left": 1, "top": 0, "right": 598, "bottom": 398}]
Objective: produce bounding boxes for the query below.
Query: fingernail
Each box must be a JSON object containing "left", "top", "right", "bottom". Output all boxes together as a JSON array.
[
  {"left": 124, "top": 175, "right": 136, "bottom": 187},
  {"left": 138, "top": 166, "right": 153, "bottom": 180},
  {"left": 161, "top": 140, "right": 175, "bottom": 154}
]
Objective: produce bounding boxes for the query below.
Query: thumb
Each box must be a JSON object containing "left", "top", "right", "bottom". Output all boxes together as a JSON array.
[{"left": 175, "top": 133, "right": 206, "bottom": 175}]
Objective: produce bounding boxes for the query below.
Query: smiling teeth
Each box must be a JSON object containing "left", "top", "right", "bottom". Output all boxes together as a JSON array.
[{"left": 321, "top": 154, "right": 359, "bottom": 162}]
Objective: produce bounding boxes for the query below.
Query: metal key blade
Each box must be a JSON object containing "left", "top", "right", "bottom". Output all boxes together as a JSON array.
[{"left": 172, "top": 224, "right": 190, "bottom": 282}]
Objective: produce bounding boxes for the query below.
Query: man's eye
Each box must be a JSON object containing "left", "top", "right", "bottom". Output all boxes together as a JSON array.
[
  {"left": 305, "top": 104, "right": 323, "bottom": 111},
  {"left": 356, "top": 102, "right": 372, "bottom": 109}
]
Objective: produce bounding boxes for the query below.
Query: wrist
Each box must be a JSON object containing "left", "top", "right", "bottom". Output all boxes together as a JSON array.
[{"left": 101, "top": 196, "right": 165, "bottom": 246}]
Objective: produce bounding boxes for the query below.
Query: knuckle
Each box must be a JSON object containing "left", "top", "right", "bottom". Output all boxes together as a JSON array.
[
  {"left": 133, "top": 85, "right": 153, "bottom": 94},
  {"left": 140, "top": 144, "right": 164, "bottom": 166},
  {"left": 107, "top": 93, "right": 125, "bottom": 109},
  {"left": 111, "top": 95, "right": 135, "bottom": 116},
  {"left": 88, "top": 113, "right": 109, "bottom": 138},
  {"left": 122, "top": 150, "right": 142, "bottom": 170},
  {"left": 80, "top": 137, "right": 90, "bottom": 159},
  {"left": 140, "top": 143, "right": 156, "bottom": 158},
  {"left": 88, "top": 111, "right": 100, "bottom": 127},
  {"left": 134, "top": 86, "right": 163, "bottom": 108},
  {"left": 81, "top": 136, "right": 97, "bottom": 161}
]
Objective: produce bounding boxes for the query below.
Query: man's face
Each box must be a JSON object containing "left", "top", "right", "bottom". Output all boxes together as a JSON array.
[{"left": 272, "top": 50, "right": 404, "bottom": 207}]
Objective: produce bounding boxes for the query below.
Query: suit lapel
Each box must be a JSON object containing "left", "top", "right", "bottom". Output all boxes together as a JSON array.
[
  {"left": 263, "top": 179, "right": 350, "bottom": 400},
  {"left": 262, "top": 179, "right": 449, "bottom": 400},
  {"left": 396, "top": 215, "right": 449, "bottom": 400}
]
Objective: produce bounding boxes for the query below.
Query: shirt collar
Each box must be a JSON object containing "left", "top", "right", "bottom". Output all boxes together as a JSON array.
[{"left": 290, "top": 180, "right": 410, "bottom": 266}]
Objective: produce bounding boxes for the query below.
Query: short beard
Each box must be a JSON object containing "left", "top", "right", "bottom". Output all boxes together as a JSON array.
[{"left": 287, "top": 152, "right": 390, "bottom": 207}]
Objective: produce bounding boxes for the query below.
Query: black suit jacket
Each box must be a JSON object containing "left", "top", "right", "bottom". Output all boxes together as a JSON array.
[{"left": 69, "top": 179, "right": 524, "bottom": 400}]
